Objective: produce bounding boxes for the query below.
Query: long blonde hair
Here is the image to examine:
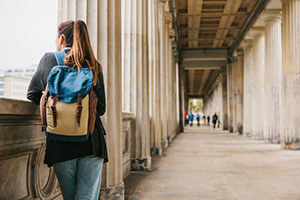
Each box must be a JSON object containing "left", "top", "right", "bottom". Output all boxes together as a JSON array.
[{"left": 58, "top": 20, "right": 101, "bottom": 84}]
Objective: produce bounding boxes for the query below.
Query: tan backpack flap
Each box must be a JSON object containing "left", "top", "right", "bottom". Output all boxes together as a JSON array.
[{"left": 46, "top": 95, "right": 89, "bottom": 136}]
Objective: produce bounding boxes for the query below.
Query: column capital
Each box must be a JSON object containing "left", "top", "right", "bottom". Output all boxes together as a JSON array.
[
  {"left": 281, "top": 0, "right": 295, "bottom": 4},
  {"left": 237, "top": 49, "right": 244, "bottom": 57},
  {"left": 165, "top": 12, "right": 173, "bottom": 24},
  {"left": 241, "top": 39, "right": 253, "bottom": 49},
  {"left": 226, "top": 57, "right": 233, "bottom": 64},
  {"left": 262, "top": 9, "right": 282, "bottom": 23},
  {"left": 249, "top": 27, "right": 265, "bottom": 38}
]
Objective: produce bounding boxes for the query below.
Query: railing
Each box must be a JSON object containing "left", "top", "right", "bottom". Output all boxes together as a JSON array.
[
  {"left": 122, "top": 112, "right": 135, "bottom": 179},
  {"left": 0, "top": 98, "right": 136, "bottom": 199},
  {"left": 0, "top": 98, "right": 61, "bottom": 199}
]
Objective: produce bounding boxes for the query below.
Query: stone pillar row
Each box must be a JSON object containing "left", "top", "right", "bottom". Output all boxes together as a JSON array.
[{"left": 240, "top": 1, "right": 300, "bottom": 149}]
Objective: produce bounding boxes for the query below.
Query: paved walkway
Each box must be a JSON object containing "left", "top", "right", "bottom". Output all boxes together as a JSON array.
[{"left": 125, "top": 126, "right": 300, "bottom": 200}]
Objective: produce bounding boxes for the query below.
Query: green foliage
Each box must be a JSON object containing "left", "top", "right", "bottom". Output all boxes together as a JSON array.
[{"left": 189, "top": 99, "right": 203, "bottom": 113}]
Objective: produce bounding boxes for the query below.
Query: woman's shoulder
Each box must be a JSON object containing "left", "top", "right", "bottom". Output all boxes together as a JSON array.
[
  {"left": 41, "top": 52, "right": 56, "bottom": 61},
  {"left": 38, "top": 52, "right": 57, "bottom": 68}
]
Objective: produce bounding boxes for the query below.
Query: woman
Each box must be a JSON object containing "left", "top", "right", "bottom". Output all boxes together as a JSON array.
[{"left": 27, "top": 20, "right": 108, "bottom": 200}]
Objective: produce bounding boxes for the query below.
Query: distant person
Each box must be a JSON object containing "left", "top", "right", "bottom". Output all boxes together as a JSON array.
[
  {"left": 184, "top": 113, "right": 188, "bottom": 126},
  {"left": 212, "top": 112, "right": 218, "bottom": 129},
  {"left": 189, "top": 114, "right": 194, "bottom": 126},
  {"left": 196, "top": 113, "right": 200, "bottom": 127},
  {"left": 203, "top": 114, "right": 206, "bottom": 125},
  {"left": 207, "top": 115, "right": 210, "bottom": 126},
  {"left": 217, "top": 112, "right": 220, "bottom": 128}
]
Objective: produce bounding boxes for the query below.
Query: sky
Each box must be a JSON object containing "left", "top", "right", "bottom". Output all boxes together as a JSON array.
[{"left": 0, "top": 0, "right": 58, "bottom": 70}]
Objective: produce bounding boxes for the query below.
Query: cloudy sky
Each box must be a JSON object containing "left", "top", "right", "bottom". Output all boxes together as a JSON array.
[{"left": 0, "top": 0, "right": 58, "bottom": 70}]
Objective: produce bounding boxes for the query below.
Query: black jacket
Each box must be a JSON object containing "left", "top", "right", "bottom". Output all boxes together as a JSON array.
[{"left": 27, "top": 50, "right": 108, "bottom": 166}]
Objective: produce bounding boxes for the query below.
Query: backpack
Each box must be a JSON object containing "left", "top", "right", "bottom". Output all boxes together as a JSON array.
[{"left": 40, "top": 50, "right": 98, "bottom": 142}]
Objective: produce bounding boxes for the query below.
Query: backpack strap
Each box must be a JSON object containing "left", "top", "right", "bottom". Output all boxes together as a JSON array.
[
  {"left": 76, "top": 94, "right": 83, "bottom": 127},
  {"left": 40, "top": 85, "right": 50, "bottom": 131},
  {"left": 53, "top": 50, "right": 66, "bottom": 65},
  {"left": 51, "top": 94, "right": 59, "bottom": 127}
]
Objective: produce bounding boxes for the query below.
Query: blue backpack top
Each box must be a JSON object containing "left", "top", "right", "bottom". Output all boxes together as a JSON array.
[{"left": 48, "top": 50, "right": 93, "bottom": 103}]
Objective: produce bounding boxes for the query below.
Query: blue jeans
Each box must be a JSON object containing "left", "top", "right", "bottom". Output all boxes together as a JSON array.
[{"left": 53, "top": 155, "right": 104, "bottom": 200}]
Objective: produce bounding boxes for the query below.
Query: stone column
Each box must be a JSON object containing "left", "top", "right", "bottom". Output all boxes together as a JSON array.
[
  {"left": 221, "top": 66, "right": 229, "bottom": 130},
  {"left": 122, "top": 0, "right": 131, "bottom": 112},
  {"left": 127, "top": 0, "right": 151, "bottom": 170},
  {"left": 58, "top": 1, "right": 124, "bottom": 198},
  {"left": 179, "top": 62, "right": 185, "bottom": 132},
  {"left": 232, "top": 56, "right": 238, "bottom": 133},
  {"left": 158, "top": 0, "right": 168, "bottom": 148},
  {"left": 149, "top": 0, "right": 163, "bottom": 156},
  {"left": 281, "top": 0, "right": 300, "bottom": 149},
  {"left": 236, "top": 50, "right": 244, "bottom": 135},
  {"left": 97, "top": 0, "right": 123, "bottom": 198},
  {"left": 242, "top": 39, "right": 253, "bottom": 137},
  {"left": 251, "top": 30, "right": 265, "bottom": 140},
  {"left": 165, "top": 11, "right": 174, "bottom": 142},
  {"left": 227, "top": 58, "right": 234, "bottom": 132},
  {"left": 262, "top": 10, "right": 282, "bottom": 143}
]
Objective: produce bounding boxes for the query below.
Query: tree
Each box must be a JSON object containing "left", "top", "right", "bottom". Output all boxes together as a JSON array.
[{"left": 189, "top": 99, "right": 203, "bottom": 113}]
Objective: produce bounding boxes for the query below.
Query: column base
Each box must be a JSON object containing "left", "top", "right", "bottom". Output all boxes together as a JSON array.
[
  {"left": 243, "top": 132, "right": 252, "bottom": 137},
  {"left": 264, "top": 138, "right": 280, "bottom": 144},
  {"left": 252, "top": 135, "right": 264, "bottom": 140},
  {"left": 162, "top": 139, "right": 168, "bottom": 148},
  {"left": 100, "top": 182, "right": 124, "bottom": 200},
  {"left": 130, "top": 156, "right": 152, "bottom": 171},
  {"left": 168, "top": 132, "right": 177, "bottom": 143},
  {"left": 281, "top": 140, "right": 300, "bottom": 150},
  {"left": 237, "top": 124, "right": 243, "bottom": 135},
  {"left": 151, "top": 147, "right": 162, "bottom": 156}
]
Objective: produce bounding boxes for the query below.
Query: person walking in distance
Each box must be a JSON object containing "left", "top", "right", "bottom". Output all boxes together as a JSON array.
[
  {"left": 196, "top": 113, "right": 200, "bottom": 127},
  {"left": 27, "top": 20, "right": 108, "bottom": 200},
  {"left": 189, "top": 113, "right": 194, "bottom": 126},
  {"left": 212, "top": 112, "right": 218, "bottom": 129},
  {"left": 207, "top": 115, "right": 210, "bottom": 126},
  {"left": 203, "top": 114, "right": 206, "bottom": 126},
  {"left": 217, "top": 112, "right": 221, "bottom": 128}
]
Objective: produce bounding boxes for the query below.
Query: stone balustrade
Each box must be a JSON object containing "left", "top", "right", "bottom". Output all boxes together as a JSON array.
[{"left": 0, "top": 98, "right": 136, "bottom": 199}]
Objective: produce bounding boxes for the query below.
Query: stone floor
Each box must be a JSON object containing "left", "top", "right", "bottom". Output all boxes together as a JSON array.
[{"left": 124, "top": 126, "right": 300, "bottom": 200}]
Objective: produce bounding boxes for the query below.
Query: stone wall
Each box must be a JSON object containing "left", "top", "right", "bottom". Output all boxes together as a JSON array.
[
  {"left": 0, "top": 98, "right": 135, "bottom": 200},
  {"left": 0, "top": 98, "right": 62, "bottom": 200}
]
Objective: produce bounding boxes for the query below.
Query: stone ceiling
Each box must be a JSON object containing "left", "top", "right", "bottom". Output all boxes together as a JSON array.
[{"left": 173, "top": 0, "right": 269, "bottom": 98}]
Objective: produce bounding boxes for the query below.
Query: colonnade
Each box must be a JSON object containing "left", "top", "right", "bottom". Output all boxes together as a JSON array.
[
  {"left": 217, "top": 0, "right": 300, "bottom": 150},
  {"left": 58, "top": 0, "right": 180, "bottom": 199}
]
